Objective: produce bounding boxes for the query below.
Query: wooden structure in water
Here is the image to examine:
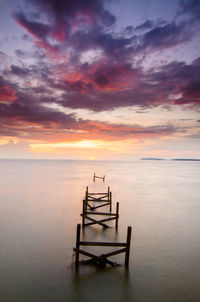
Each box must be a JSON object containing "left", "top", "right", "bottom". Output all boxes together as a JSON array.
[
  {"left": 74, "top": 224, "right": 132, "bottom": 268},
  {"left": 81, "top": 186, "right": 118, "bottom": 228},
  {"left": 72, "top": 173, "right": 132, "bottom": 268},
  {"left": 84, "top": 186, "right": 112, "bottom": 211},
  {"left": 81, "top": 199, "right": 119, "bottom": 229},
  {"left": 93, "top": 173, "right": 105, "bottom": 182}
]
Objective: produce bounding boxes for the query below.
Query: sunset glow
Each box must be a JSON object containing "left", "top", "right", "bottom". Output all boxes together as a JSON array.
[{"left": 0, "top": 0, "right": 200, "bottom": 159}]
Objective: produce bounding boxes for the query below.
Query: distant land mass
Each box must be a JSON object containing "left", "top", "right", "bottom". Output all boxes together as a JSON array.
[
  {"left": 171, "top": 159, "right": 200, "bottom": 161},
  {"left": 141, "top": 158, "right": 200, "bottom": 161}
]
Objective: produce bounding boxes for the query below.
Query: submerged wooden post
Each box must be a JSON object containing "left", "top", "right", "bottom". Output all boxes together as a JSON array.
[
  {"left": 75, "top": 224, "right": 81, "bottom": 267},
  {"left": 82, "top": 199, "right": 86, "bottom": 226},
  {"left": 110, "top": 191, "right": 112, "bottom": 212},
  {"left": 125, "top": 226, "right": 132, "bottom": 268},
  {"left": 86, "top": 186, "right": 88, "bottom": 200},
  {"left": 115, "top": 202, "right": 119, "bottom": 229}
]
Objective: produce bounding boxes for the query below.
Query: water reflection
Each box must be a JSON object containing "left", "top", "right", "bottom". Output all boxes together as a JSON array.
[{"left": 70, "top": 265, "right": 132, "bottom": 302}]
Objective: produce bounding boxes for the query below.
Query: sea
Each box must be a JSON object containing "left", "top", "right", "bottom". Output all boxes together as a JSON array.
[{"left": 0, "top": 159, "right": 199, "bottom": 302}]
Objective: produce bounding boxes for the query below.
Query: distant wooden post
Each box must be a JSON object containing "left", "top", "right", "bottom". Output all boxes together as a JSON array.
[
  {"left": 93, "top": 174, "right": 105, "bottom": 182},
  {"left": 110, "top": 191, "right": 112, "bottom": 212},
  {"left": 115, "top": 202, "right": 119, "bottom": 229},
  {"left": 86, "top": 186, "right": 88, "bottom": 200},
  {"left": 125, "top": 226, "right": 132, "bottom": 268},
  {"left": 75, "top": 224, "right": 81, "bottom": 268}
]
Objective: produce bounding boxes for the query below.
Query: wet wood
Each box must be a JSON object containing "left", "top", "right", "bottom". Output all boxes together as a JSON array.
[
  {"left": 75, "top": 224, "right": 81, "bottom": 267},
  {"left": 125, "top": 226, "right": 132, "bottom": 268},
  {"left": 93, "top": 173, "right": 105, "bottom": 182},
  {"left": 73, "top": 224, "right": 132, "bottom": 268}
]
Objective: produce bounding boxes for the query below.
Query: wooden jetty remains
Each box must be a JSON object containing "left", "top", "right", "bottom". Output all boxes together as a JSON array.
[
  {"left": 72, "top": 174, "right": 132, "bottom": 268},
  {"left": 93, "top": 173, "right": 105, "bottom": 182},
  {"left": 84, "top": 186, "right": 112, "bottom": 212},
  {"left": 74, "top": 224, "right": 132, "bottom": 268},
  {"left": 81, "top": 199, "right": 119, "bottom": 229}
]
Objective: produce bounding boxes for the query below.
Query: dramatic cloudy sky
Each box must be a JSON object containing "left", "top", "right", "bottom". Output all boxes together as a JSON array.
[{"left": 0, "top": 0, "right": 200, "bottom": 159}]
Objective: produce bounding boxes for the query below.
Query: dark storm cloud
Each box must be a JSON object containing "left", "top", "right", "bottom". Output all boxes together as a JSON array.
[
  {"left": 178, "top": 0, "right": 200, "bottom": 21},
  {"left": 10, "top": 65, "right": 30, "bottom": 76},
  {"left": 13, "top": 0, "right": 194, "bottom": 61},
  {"left": 56, "top": 56, "right": 200, "bottom": 111},
  {"left": 136, "top": 22, "right": 190, "bottom": 52},
  {"left": 28, "top": 0, "right": 116, "bottom": 27},
  {"left": 13, "top": 12, "right": 51, "bottom": 40},
  {"left": 8, "top": 0, "right": 200, "bottom": 114}
]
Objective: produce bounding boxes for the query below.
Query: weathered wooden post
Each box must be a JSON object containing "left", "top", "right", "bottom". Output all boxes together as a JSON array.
[
  {"left": 93, "top": 173, "right": 95, "bottom": 182},
  {"left": 103, "top": 175, "right": 105, "bottom": 182},
  {"left": 86, "top": 186, "right": 88, "bottom": 200},
  {"left": 115, "top": 202, "right": 119, "bottom": 229},
  {"left": 82, "top": 199, "right": 86, "bottom": 226},
  {"left": 110, "top": 191, "right": 112, "bottom": 212},
  {"left": 125, "top": 226, "right": 132, "bottom": 268},
  {"left": 75, "top": 224, "right": 81, "bottom": 268}
]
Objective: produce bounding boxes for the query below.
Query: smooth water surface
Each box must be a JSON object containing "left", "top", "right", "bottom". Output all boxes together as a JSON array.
[{"left": 0, "top": 159, "right": 199, "bottom": 302}]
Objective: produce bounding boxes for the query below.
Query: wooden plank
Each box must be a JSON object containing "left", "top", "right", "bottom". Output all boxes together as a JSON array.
[
  {"left": 103, "top": 248, "right": 127, "bottom": 258},
  {"left": 87, "top": 199, "right": 110, "bottom": 202},
  {"left": 73, "top": 248, "right": 96, "bottom": 259},
  {"left": 86, "top": 203, "right": 94, "bottom": 210},
  {"left": 86, "top": 211, "right": 117, "bottom": 216},
  {"left": 83, "top": 216, "right": 117, "bottom": 226},
  {"left": 87, "top": 195, "right": 108, "bottom": 200},
  {"left": 80, "top": 241, "right": 127, "bottom": 247},
  {"left": 90, "top": 202, "right": 111, "bottom": 210},
  {"left": 88, "top": 193, "right": 109, "bottom": 195}
]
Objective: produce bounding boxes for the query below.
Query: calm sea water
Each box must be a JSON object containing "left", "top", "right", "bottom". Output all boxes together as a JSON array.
[{"left": 0, "top": 159, "right": 199, "bottom": 302}]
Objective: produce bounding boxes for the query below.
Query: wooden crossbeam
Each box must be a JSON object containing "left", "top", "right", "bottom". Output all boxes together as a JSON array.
[
  {"left": 85, "top": 186, "right": 112, "bottom": 213},
  {"left": 85, "top": 211, "right": 117, "bottom": 216},
  {"left": 89, "top": 202, "right": 111, "bottom": 210},
  {"left": 85, "top": 186, "right": 112, "bottom": 212},
  {"left": 82, "top": 216, "right": 118, "bottom": 227},
  {"left": 80, "top": 214, "right": 109, "bottom": 228},
  {"left": 80, "top": 241, "right": 126, "bottom": 247},
  {"left": 87, "top": 195, "right": 108, "bottom": 201},
  {"left": 93, "top": 173, "right": 105, "bottom": 182},
  {"left": 74, "top": 224, "right": 132, "bottom": 268},
  {"left": 88, "top": 193, "right": 108, "bottom": 195},
  {"left": 82, "top": 198, "right": 119, "bottom": 229}
]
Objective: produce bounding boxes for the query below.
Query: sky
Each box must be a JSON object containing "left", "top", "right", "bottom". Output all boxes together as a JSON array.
[{"left": 0, "top": 0, "right": 200, "bottom": 160}]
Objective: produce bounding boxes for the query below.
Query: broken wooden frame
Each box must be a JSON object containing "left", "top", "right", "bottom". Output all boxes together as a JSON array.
[
  {"left": 85, "top": 186, "right": 112, "bottom": 212},
  {"left": 74, "top": 224, "right": 132, "bottom": 268},
  {"left": 81, "top": 198, "right": 119, "bottom": 229},
  {"left": 93, "top": 173, "right": 105, "bottom": 182}
]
